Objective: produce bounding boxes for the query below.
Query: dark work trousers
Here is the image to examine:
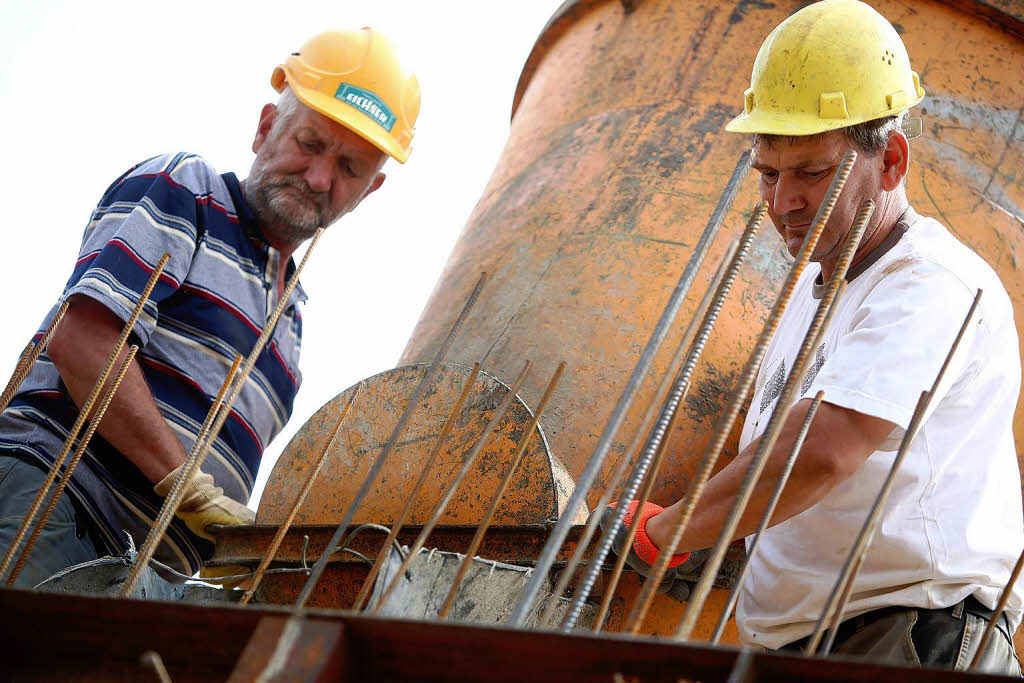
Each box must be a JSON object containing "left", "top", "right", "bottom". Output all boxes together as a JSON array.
[
  {"left": 781, "top": 597, "right": 1022, "bottom": 675},
  {"left": 0, "top": 455, "right": 101, "bottom": 588}
]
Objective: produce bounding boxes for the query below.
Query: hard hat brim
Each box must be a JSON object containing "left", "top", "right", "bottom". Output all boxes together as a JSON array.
[
  {"left": 286, "top": 79, "right": 411, "bottom": 164},
  {"left": 725, "top": 97, "right": 923, "bottom": 137}
]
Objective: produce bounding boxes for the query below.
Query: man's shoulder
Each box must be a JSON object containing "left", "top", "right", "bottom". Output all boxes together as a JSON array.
[{"left": 112, "top": 153, "right": 234, "bottom": 207}]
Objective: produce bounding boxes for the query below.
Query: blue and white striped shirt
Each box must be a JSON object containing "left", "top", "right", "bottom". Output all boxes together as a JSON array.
[{"left": 0, "top": 153, "right": 305, "bottom": 573}]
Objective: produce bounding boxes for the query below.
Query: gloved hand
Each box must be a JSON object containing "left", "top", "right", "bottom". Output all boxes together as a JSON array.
[
  {"left": 598, "top": 501, "right": 693, "bottom": 600},
  {"left": 154, "top": 464, "right": 255, "bottom": 541}
]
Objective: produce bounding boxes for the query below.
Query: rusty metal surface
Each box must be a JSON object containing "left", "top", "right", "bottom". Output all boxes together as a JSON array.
[
  {"left": 395, "top": 0, "right": 1024, "bottom": 645},
  {"left": 259, "top": 363, "right": 583, "bottom": 528}
]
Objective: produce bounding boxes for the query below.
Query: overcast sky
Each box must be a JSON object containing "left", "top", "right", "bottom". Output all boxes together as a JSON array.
[{"left": 0, "top": 1, "right": 562, "bottom": 507}]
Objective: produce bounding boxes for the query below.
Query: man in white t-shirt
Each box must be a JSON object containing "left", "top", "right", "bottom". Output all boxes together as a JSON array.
[{"left": 609, "top": 0, "right": 1023, "bottom": 672}]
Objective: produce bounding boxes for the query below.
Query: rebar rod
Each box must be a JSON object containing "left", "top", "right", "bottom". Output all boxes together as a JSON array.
[
  {"left": 439, "top": 362, "right": 565, "bottom": 619},
  {"left": 141, "top": 650, "right": 174, "bottom": 683},
  {"left": 373, "top": 361, "right": 532, "bottom": 612},
  {"left": 589, "top": 210, "right": 765, "bottom": 633},
  {"left": 624, "top": 150, "right": 857, "bottom": 635},
  {"left": 537, "top": 240, "right": 737, "bottom": 629},
  {"left": 7, "top": 345, "right": 139, "bottom": 584},
  {"left": 239, "top": 383, "right": 363, "bottom": 606},
  {"left": 507, "top": 150, "right": 752, "bottom": 627},
  {"left": 0, "top": 300, "right": 70, "bottom": 414},
  {"left": 676, "top": 196, "right": 871, "bottom": 641},
  {"left": 352, "top": 363, "right": 484, "bottom": 611},
  {"left": 970, "top": 546, "right": 1024, "bottom": 669},
  {"left": 296, "top": 272, "right": 489, "bottom": 609},
  {"left": 120, "top": 353, "right": 242, "bottom": 596},
  {"left": 124, "top": 230, "right": 326, "bottom": 598},
  {"left": 806, "top": 289, "right": 982, "bottom": 656},
  {"left": 711, "top": 390, "right": 825, "bottom": 643},
  {"left": 0, "top": 254, "right": 169, "bottom": 581}
]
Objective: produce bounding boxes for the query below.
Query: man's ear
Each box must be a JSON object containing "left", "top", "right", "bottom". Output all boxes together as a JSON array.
[
  {"left": 252, "top": 104, "right": 278, "bottom": 154},
  {"left": 362, "top": 172, "right": 386, "bottom": 199},
  {"left": 880, "top": 131, "right": 909, "bottom": 192}
]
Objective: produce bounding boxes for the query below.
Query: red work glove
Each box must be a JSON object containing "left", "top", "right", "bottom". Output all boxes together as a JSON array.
[{"left": 607, "top": 500, "right": 690, "bottom": 569}]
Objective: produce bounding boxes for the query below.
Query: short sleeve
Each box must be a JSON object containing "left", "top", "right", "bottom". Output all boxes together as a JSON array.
[
  {"left": 808, "top": 259, "right": 983, "bottom": 445},
  {"left": 63, "top": 158, "right": 200, "bottom": 346}
]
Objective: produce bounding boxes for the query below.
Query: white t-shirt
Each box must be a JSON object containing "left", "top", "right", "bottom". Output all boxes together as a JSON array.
[{"left": 735, "top": 210, "right": 1023, "bottom": 650}]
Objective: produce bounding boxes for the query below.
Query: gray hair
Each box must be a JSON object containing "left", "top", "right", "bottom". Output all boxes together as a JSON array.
[
  {"left": 753, "top": 112, "right": 908, "bottom": 156},
  {"left": 271, "top": 86, "right": 303, "bottom": 135}
]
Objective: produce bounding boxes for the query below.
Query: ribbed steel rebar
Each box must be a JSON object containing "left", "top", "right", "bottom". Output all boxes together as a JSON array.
[
  {"left": 352, "top": 364, "right": 484, "bottom": 611},
  {"left": 240, "top": 382, "right": 363, "bottom": 606},
  {"left": 7, "top": 345, "right": 138, "bottom": 584},
  {"left": 806, "top": 289, "right": 983, "bottom": 656},
  {"left": 586, "top": 206, "right": 766, "bottom": 633},
  {"left": 675, "top": 197, "right": 872, "bottom": 640},
  {"left": 0, "top": 254, "right": 169, "bottom": 582},
  {"left": 507, "top": 150, "right": 752, "bottom": 627},
  {"left": 295, "top": 270, "right": 488, "bottom": 609},
  {"left": 624, "top": 151, "right": 857, "bottom": 634},
  {"left": 374, "top": 361, "right": 532, "bottom": 612},
  {"left": 710, "top": 390, "right": 825, "bottom": 642},
  {"left": 439, "top": 361, "right": 565, "bottom": 618},
  {"left": 0, "top": 300, "right": 69, "bottom": 414}
]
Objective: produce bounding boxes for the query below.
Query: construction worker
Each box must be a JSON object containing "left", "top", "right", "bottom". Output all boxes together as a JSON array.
[
  {"left": 0, "top": 29, "right": 419, "bottom": 588},
  {"left": 607, "top": 0, "right": 1022, "bottom": 672}
]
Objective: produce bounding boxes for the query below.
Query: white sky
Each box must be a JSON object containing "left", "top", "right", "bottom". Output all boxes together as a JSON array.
[{"left": 0, "top": 1, "right": 562, "bottom": 507}]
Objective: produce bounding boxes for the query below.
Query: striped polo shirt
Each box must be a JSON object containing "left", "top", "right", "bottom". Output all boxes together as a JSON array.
[{"left": 0, "top": 152, "right": 305, "bottom": 573}]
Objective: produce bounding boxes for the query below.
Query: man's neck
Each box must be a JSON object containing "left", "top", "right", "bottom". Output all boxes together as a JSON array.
[{"left": 820, "top": 192, "right": 909, "bottom": 282}]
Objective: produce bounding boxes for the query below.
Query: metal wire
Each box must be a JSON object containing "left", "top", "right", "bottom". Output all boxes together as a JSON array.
[
  {"left": 439, "top": 361, "right": 565, "bottom": 618},
  {"left": 352, "top": 363, "right": 483, "bottom": 611},
  {"left": 239, "top": 383, "right": 363, "bottom": 605},
  {"left": 806, "top": 289, "right": 983, "bottom": 656},
  {"left": 508, "top": 149, "right": 752, "bottom": 627},
  {"left": 0, "top": 254, "right": 169, "bottom": 582},
  {"left": 675, "top": 195, "right": 872, "bottom": 641},
  {"left": 537, "top": 240, "right": 737, "bottom": 629},
  {"left": 295, "top": 272, "right": 488, "bottom": 609},
  {"left": 0, "top": 300, "right": 70, "bottom": 414},
  {"left": 711, "top": 389, "right": 826, "bottom": 642},
  {"left": 624, "top": 150, "right": 857, "bottom": 635},
  {"left": 588, "top": 206, "right": 766, "bottom": 633},
  {"left": 970, "top": 546, "right": 1024, "bottom": 669},
  {"left": 373, "top": 360, "right": 532, "bottom": 612},
  {"left": 7, "top": 345, "right": 139, "bottom": 584}
]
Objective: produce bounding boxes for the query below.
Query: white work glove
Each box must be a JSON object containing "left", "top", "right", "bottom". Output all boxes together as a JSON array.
[{"left": 154, "top": 464, "right": 255, "bottom": 541}]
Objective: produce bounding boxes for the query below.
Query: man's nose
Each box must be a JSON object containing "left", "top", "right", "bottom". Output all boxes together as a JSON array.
[
  {"left": 303, "top": 158, "right": 333, "bottom": 194},
  {"left": 772, "top": 174, "right": 805, "bottom": 216}
]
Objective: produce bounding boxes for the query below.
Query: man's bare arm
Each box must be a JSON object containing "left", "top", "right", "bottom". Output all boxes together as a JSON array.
[
  {"left": 645, "top": 397, "right": 895, "bottom": 552},
  {"left": 47, "top": 295, "right": 187, "bottom": 484}
]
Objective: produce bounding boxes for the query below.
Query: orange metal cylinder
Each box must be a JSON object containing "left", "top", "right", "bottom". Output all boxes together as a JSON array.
[{"left": 399, "top": 0, "right": 1024, "bottom": 640}]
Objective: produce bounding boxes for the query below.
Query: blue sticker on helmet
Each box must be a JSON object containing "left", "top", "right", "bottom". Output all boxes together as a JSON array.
[{"left": 335, "top": 84, "right": 396, "bottom": 132}]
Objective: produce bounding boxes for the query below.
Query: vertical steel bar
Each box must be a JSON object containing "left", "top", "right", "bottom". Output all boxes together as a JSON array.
[
  {"left": 711, "top": 390, "right": 826, "bottom": 643},
  {"left": 589, "top": 208, "right": 765, "bottom": 633},
  {"left": 676, "top": 197, "right": 872, "bottom": 641},
  {"left": 120, "top": 354, "right": 242, "bottom": 596},
  {"left": 969, "top": 546, "right": 1024, "bottom": 669},
  {"left": 538, "top": 238, "right": 738, "bottom": 628},
  {"left": 508, "top": 149, "right": 753, "bottom": 627},
  {"left": 239, "top": 383, "right": 363, "bottom": 606},
  {"left": 373, "top": 360, "right": 532, "bottom": 612},
  {"left": 7, "top": 345, "right": 139, "bottom": 584},
  {"left": 124, "top": 227, "right": 324, "bottom": 597},
  {"left": 141, "top": 650, "right": 174, "bottom": 683},
  {"left": 624, "top": 151, "right": 857, "bottom": 635},
  {"left": 0, "top": 300, "right": 70, "bottom": 414},
  {"left": 806, "top": 289, "right": 983, "bottom": 656},
  {"left": 295, "top": 271, "right": 488, "bottom": 609},
  {"left": 352, "top": 363, "right": 483, "bottom": 611},
  {"left": 0, "top": 254, "right": 169, "bottom": 581},
  {"left": 439, "top": 362, "right": 566, "bottom": 618}
]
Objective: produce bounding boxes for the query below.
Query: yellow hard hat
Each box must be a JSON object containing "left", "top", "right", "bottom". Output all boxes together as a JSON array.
[
  {"left": 725, "top": 0, "right": 924, "bottom": 137},
  {"left": 272, "top": 29, "right": 420, "bottom": 163}
]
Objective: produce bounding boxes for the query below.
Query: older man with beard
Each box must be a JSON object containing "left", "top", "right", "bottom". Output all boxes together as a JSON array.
[{"left": 0, "top": 29, "right": 419, "bottom": 587}]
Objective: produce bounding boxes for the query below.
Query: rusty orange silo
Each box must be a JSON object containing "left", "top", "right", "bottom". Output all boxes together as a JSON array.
[{"left": 391, "top": 0, "right": 1024, "bottom": 639}]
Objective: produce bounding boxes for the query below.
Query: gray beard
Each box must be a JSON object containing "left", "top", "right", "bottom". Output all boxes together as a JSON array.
[{"left": 245, "top": 166, "right": 328, "bottom": 244}]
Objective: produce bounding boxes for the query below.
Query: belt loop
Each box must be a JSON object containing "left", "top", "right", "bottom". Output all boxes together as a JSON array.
[{"left": 952, "top": 599, "right": 965, "bottom": 620}]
